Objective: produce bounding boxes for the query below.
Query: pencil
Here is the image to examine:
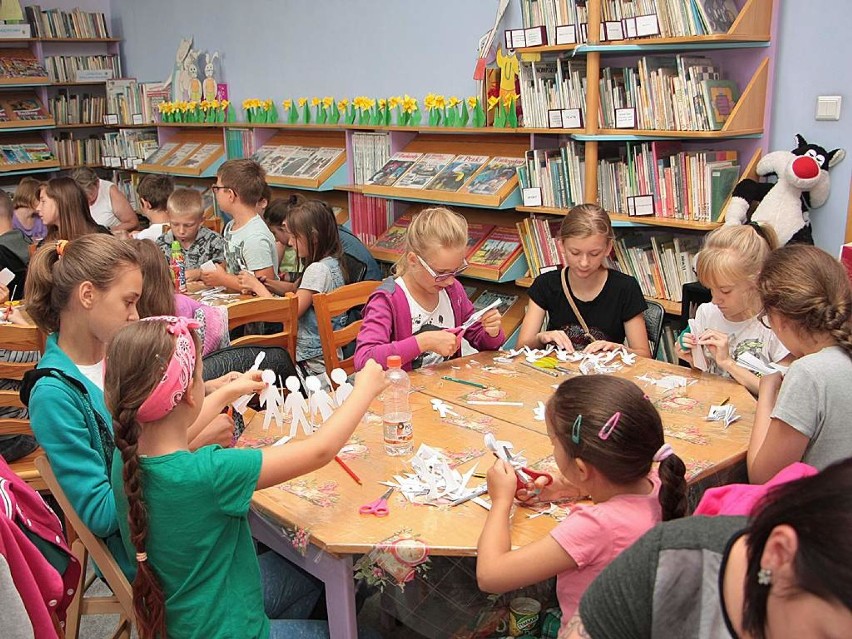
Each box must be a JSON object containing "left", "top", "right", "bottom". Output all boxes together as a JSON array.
[
  {"left": 520, "top": 361, "right": 560, "bottom": 377},
  {"left": 720, "top": 397, "right": 730, "bottom": 406},
  {"left": 441, "top": 376, "right": 487, "bottom": 389},
  {"left": 334, "top": 455, "right": 362, "bottom": 485}
]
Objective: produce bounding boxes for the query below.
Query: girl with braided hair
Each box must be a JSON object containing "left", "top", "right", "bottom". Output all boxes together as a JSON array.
[
  {"left": 106, "top": 317, "right": 387, "bottom": 639},
  {"left": 748, "top": 244, "right": 852, "bottom": 483}
]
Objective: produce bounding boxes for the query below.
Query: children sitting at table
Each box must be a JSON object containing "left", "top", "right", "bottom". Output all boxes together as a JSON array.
[
  {"left": 676, "top": 224, "right": 792, "bottom": 395},
  {"left": 201, "top": 159, "right": 279, "bottom": 293},
  {"left": 156, "top": 188, "right": 225, "bottom": 288},
  {"left": 748, "top": 244, "right": 852, "bottom": 483},
  {"left": 134, "top": 174, "right": 174, "bottom": 241},
  {"left": 11, "top": 177, "right": 46, "bottom": 243},
  {"left": 517, "top": 204, "right": 651, "bottom": 357},
  {"left": 106, "top": 317, "right": 386, "bottom": 639},
  {"left": 476, "top": 375, "right": 687, "bottom": 635},
  {"left": 238, "top": 197, "right": 299, "bottom": 297},
  {"left": 354, "top": 206, "right": 504, "bottom": 371}
]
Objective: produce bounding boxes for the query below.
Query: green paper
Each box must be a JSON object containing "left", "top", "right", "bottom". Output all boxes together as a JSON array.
[
  {"left": 507, "top": 101, "right": 518, "bottom": 128},
  {"left": 382, "top": 104, "right": 391, "bottom": 126},
  {"left": 226, "top": 105, "right": 236, "bottom": 122},
  {"left": 317, "top": 106, "right": 327, "bottom": 125},
  {"left": 473, "top": 104, "right": 485, "bottom": 127},
  {"left": 428, "top": 109, "right": 440, "bottom": 127},
  {"left": 268, "top": 103, "right": 279, "bottom": 123},
  {"left": 287, "top": 105, "right": 298, "bottom": 124},
  {"left": 445, "top": 108, "right": 457, "bottom": 127},
  {"left": 411, "top": 110, "right": 422, "bottom": 126},
  {"left": 301, "top": 103, "right": 311, "bottom": 124},
  {"left": 460, "top": 103, "right": 470, "bottom": 126},
  {"left": 329, "top": 108, "right": 340, "bottom": 124}
]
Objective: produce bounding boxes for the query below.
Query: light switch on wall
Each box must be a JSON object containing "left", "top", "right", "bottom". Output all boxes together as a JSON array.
[{"left": 816, "top": 96, "right": 842, "bottom": 121}]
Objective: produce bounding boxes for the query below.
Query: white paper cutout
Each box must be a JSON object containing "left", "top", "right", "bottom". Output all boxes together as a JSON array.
[
  {"left": 232, "top": 351, "right": 266, "bottom": 414},
  {"left": 707, "top": 404, "right": 740, "bottom": 429},
  {"left": 330, "top": 368, "right": 353, "bottom": 407},
  {"left": 430, "top": 398, "right": 459, "bottom": 419},
  {"left": 259, "top": 369, "right": 285, "bottom": 431},
  {"left": 305, "top": 376, "right": 334, "bottom": 430},
  {"left": 380, "top": 444, "right": 479, "bottom": 505},
  {"left": 533, "top": 401, "right": 545, "bottom": 421},
  {"left": 688, "top": 319, "right": 708, "bottom": 370},
  {"left": 283, "top": 376, "right": 310, "bottom": 437},
  {"left": 636, "top": 373, "right": 694, "bottom": 390}
]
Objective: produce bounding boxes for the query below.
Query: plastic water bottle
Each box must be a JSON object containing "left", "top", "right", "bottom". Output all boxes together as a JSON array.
[
  {"left": 170, "top": 240, "right": 186, "bottom": 292},
  {"left": 383, "top": 355, "right": 413, "bottom": 456}
]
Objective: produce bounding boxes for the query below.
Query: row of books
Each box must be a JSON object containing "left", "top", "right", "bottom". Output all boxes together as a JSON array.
[
  {"left": 0, "top": 93, "right": 50, "bottom": 123},
  {"left": 516, "top": 141, "right": 585, "bottom": 210},
  {"left": 49, "top": 91, "right": 106, "bottom": 125},
  {"left": 609, "top": 231, "right": 701, "bottom": 303},
  {"left": 102, "top": 129, "right": 159, "bottom": 168},
  {"left": 24, "top": 6, "right": 111, "bottom": 39},
  {"left": 596, "top": 141, "right": 739, "bottom": 221},
  {"left": 599, "top": 55, "right": 739, "bottom": 131},
  {"left": 518, "top": 0, "right": 739, "bottom": 44},
  {"left": 112, "top": 169, "right": 141, "bottom": 210},
  {"left": 366, "top": 153, "right": 524, "bottom": 197},
  {"left": 225, "top": 128, "right": 254, "bottom": 161},
  {"left": 0, "top": 50, "right": 48, "bottom": 80},
  {"left": 143, "top": 141, "right": 225, "bottom": 173},
  {"left": 106, "top": 79, "right": 144, "bottom": 126},
  {"left": 44, "top": 55, "right": 121, "bottom": 83},
  {"left": 0, "top": 142, "right": 55, "bottom": 166},
  {"left": 517, "top": 216, "right": 566, "bottom": 278},
  {"left": 518, "top": 59, "right": 587, "bottom": 129},
  {"left": 252, "top": 144, "right": 345, "bottom": 181},
  {"left": 349, "top": 192, "right": 392, "bottom": 247},
  {"left": 372, "top": 214, "right": 524, "bottom": 276},
  {"left": 352, "top": 131, "right": 391, "bottom": 184},
  {"left": 52, "top": 134, "right": 102, "bottom": 168}
]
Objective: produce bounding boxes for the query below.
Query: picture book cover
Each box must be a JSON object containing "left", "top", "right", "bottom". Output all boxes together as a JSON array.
[
  {"left": 709, "top": 164, "right": 740, "bottom": 221},
  {"left": 394, "top": 153, "right": 456, "bottom": 189},
  {"left": 294, "top": 147, "right": 344, "bottom": 179},
  {"left": 162, "top": 142, "right": 201, "bottom": 167},
  {"left": 143, "top": 142, "right": 178, "bottom": 164},
  {"left": 182, "top": 143, "right": 223, "bottom": 168},
  {"left": 373, "top": 215, "right": 412, "bottom": 254},
  {"left": 701, "top": 79, "right": 739, "bottom": 130},
  {"left": 262, "top": 145, "right": 301, "bottom": 176},
  {"left": 463, "top": 157, "right": 525, "bottom": 196},
  {"left": 468, "top": 227, "right": 523, "bottom": 270},
  {"left": 473, "top": 290, "right": 519, "bottom": 315},
  {"left": 19, "top": 143, "right": 53, "bottom": 162},
  {"left": 8, "top": 97, "right": 47, "bottom": 120},
  {"left": 366, "top": 152, "right": 422, "bottom": 187},
  {"left": 695, "top": 0, "right": 739, "bottom": 35},
  {"left": 466, "top": 222, "right": 496, "bottom": 257},
  {"left": 426, "top": 154, "right": 489, "bottom": 192},
  {"left": 275, "top": 146, "right": 317, "bottom": 177}
]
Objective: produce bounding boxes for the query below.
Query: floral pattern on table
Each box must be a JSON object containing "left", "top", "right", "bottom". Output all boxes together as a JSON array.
[
  {"left": 235, "top": 434, "right": 278, "bottom": 449},
  {"left": 285, "top": 525, "right": 311, "bottom": 556},
  {"left": 354, "top": 529, "right": 431, "bottom": 591},
  {"left": 685, "top": 458, "right": 715, "bottom": 480},
  {"left": 442, "top": 412, "right": 496, "bottom": 435},
  {"left": 655, "top": 395, "right": 701, "bottom": 413},
  {"left": 279, "top": 478, "right": 339, "bottom": 508},
  {"left": 444, "top": 447, "right": 485, "bottom": 468},
  {"left": 664, "top": 424, "right": 710, "bottom": 446},
  {"left": 461, "top": 387, "right": 508, "bottom": 402},
  {"left": 338, "top": 434, "right": 369, "bottom": 460}
]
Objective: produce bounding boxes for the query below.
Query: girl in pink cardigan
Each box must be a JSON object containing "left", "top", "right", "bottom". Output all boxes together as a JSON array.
[{"left": 354, "top": 207, "right": 505, "bottom": 371}]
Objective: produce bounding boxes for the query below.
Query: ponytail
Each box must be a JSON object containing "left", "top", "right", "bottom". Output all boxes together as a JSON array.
[
  {"left": 113, "top": 407, "right": 166, "bottom": 639},
  {"left": 24, "top": 242, "right": 62, "bottom": 333},
  {"left": 657, "top": 453, "right": 688, "bottom": 521}
]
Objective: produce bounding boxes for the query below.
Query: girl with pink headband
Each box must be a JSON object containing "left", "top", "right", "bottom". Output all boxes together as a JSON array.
[
  {"left": 476, "top": 375, "right": 687, "bottom": 635},
  {"left": 106, "top": 317, "right": 387, "bottom": 639}
]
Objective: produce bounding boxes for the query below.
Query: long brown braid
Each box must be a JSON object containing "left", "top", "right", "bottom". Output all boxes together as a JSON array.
[
  {"left": 105, "top": 320, "right": 199, "bottom": 638},
  {"left": 758, "top": 245, "right": 852, "bottom": 359}
]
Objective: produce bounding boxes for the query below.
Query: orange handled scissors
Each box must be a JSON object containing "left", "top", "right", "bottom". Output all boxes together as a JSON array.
[{"left": 359, "top": 487, "right": 394, "bottom": 517}]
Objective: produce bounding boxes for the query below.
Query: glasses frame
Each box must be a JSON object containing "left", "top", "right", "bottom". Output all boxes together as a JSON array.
[
  {"left": 415, "top": 253, "right": 468, "bottom": 282},
  {"left": 757, "top": 309, "right": 771, "bottom": 329},
  {"left": 210, "top": 184, "right": 233, "bottom": 193}
]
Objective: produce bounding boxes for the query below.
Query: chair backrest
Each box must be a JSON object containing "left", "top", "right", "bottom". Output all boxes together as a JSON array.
[
  {"left": 34, "top": 456, "right": 135, "bottom": 631},
  {"left": 0, "top": 324, "right": 46, "bottom": 489},
  {"left": 313, "top": 280, "right": 381, "bottom": 376},
  {"left": 644, "top": 300, "right": 666, "bottom": 359},
  {"left": 227, "top": 295, "right": 299, "bottom": 363}
]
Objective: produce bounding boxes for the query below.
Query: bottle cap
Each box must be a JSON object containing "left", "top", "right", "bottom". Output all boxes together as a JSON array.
[
  {"left": 171, "top": 240, "right": 181, "bottom": 251},
  {"left": 387, "top": 355, "right": 402, "bottom": 368}
]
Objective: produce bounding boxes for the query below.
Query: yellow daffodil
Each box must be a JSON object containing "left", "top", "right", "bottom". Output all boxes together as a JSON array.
[
  {"left": 434, "top": 95, "right": 446, "bottom": 109},
  {"left": 221, "top": 100, "right": 229, "bottom": 109},
  {"left": 323, "top": 96, "right": 334, "bottom": 108},
  {"left": 337, "top": 98, "right": 349, "bottom": 111},
  {"left": 282, "top": 99, "right": 292, "bottom": 110},
  {"left": 448, "top": 96, "right": 461, "bottom": 108},
  {"left": 157, "top": 102, "right": 168, "bottom": 112},
  {"left": 502, "top": 92, "right": 519, "bottom": 107},
  {"left": 424, "top": 93, "right": 436, "bottom": 109},
  {"left": 379, "top": 98, "right": 387, "bottom": 109},
  {"left": 298, "top": 98, "right": 308, "bottom": 107},
  {"left": 402, "top": 95, "right": 418, "bottom": 114},
  {"left": 467, "top": 96, "right": 478, "bottom": 109},
  {"left": 366, "top": 98, "right": 376, "bottom": 109},
  {"left": 487, "top": 96, "right": 500, "bottom": 111},
  {"left": 263, "top": 100, "right": 272, "bottom": 110},
  {"left": 389, "top": 96, "right": 401, "bottom": 109},
  {"left": 311, "top": 97, "right": 321, "bottom": 107}
]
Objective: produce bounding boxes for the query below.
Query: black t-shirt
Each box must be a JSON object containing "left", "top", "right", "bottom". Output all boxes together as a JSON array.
[{"left": 528, "top": 268, "right": 646, "bottom": 348}]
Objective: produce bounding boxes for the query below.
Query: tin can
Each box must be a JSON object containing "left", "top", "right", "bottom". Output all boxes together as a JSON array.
[{"left": 509, "top": 597, "right": 541, "bottom": 636}]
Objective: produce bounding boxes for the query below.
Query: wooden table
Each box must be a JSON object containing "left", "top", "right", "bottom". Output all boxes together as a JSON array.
[{"left": 247, "top": 352, "right": 757, "bottom": 638}]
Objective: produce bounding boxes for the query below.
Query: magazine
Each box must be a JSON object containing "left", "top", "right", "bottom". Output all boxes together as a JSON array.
[
  {"left": 276, "top": 147, "right": 316, "bottom": 177},
  {"left": 162, "top": 142, "right": 201, "bottom": 167},
  {"left": 372, "top": 215, "right": 412, "bottom": 254},
  {"left": 394, "top": 153, "right": 456, "bottom": 189},
  {"left": 143, "top": 142, "right": 178, "bottom": 164},
  {"left": 366, "top": 152, "right": 422, "bottom": 187},
  {"left": 294, "top": 147, "right": 344, "bottom": 179},
  {"left": 463, "top": 157, "right": 525, "bottom": 196},
  {"left": 182, "top": 143, "right": 223, "bottom": 168},
  {"left": 468, "top": 227, "right": 523, "bottom": 271},
  {"left": 426, "top": 154, "right": 489, "bottom": 192},
  {"left": 262, "top": 145, "right": 301, "bottom": 176},
  {"left": 473, "top": 290, "right": 519, "bottom": 315}
]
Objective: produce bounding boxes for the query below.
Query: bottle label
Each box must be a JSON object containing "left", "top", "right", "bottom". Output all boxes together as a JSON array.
[{"left": 383, "top": 419, "right": 412, "bottom": 443}]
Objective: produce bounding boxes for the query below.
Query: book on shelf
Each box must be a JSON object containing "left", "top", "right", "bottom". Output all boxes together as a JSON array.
[
  {"left": 350, "top": 191, "right": 392, "bottom": 246},
  {"left": 24, "top": 5, "right": 110, "bottom": 39},
  {"left": 517, "top": 216, "right": 564, "bottom": 278},
  {"left": 45, "top": 55, "right": 120, "bottom": 83},
  {"left": 106, "top": 79, "right": 143, "bottom": 125},
  {"left": 102, "top": 128, "right": 159, "bottom": 168},
  {"left": 694, "top": 0, "right": 739, "bottom": 34},
  {"left": 181, "top": 143, "right": 224, "bottom": 170},
  {"left": 50, "top": 90, "right": 105, "bottom": 125},
  {"left": 53, "top": 132, "right": 102, "bottom": 167},
  {"left": 426, "top": 154, "right": 489, "bottom": 192},
  {"left": 293, "top": 147, "right": 345, "bottom": 180},
  {"left": 253, "top": 144, "right": 298, "bottom": 175},
  {"left": 463, "top": 156, "right": 525, "bottom": 196},
  {"left": 0, "top": 141, "right": 55, "bottom": 166},
  {"left": 142, "top": 141, "right": 179, "bottom": 165},
  {"left": 701, "top": 79, "right": 739, "bottom": 130},
  {"left": 140, "top": 82, "right": 170, "bottom": 124},
  {"left": 841, "top": 243, "right": 852, "bottom": 284},
  {"left": 0, "top": 49, "right": 49, "bottom": 82},
  {"left": 518, "top": 141, "right": 585, "bottom": 209},
  {"left": 366, "top": 152, "right": 423, "bottom": 187},
  {"left": 394, "top": 153, "right": 456, "bottom": 189},
  {"left": 274, "top": 147, "right": 320, "bottom": 178},
  {"left": 466, "top": 222, "right": 496, "bottom": 257},
  {"left": 518, "top": 58, "right": 586, "bottom": 129},
  {"left": 161, "top": 142, "right": 202, "bottom": 168},
  {"left": 707, "top": 163, "right": 740, "bottom": 222},
  {"left": 0, "top": 93, "right": 51, "bottom": 125},
  {"left": 352, "top": 131, "right": 390, "bottom": 184},
  {"left": 371, "top": 214, "right": 413, "bottom": 259},
  {"left": 462, "top": 284, "right": 478, "bottom": 299},
  {"left": 472, "top": 289, "right": 520, "bottom": 315},
  {"left": 467, "top": 226, "right": 524, "bottom": 274}
]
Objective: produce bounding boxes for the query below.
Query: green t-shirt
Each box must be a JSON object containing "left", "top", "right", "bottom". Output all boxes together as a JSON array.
[{"left": 112, "top": 446, "right": 267, "bottom": 639}]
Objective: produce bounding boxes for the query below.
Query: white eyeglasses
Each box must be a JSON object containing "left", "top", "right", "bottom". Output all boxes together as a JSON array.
[{"left": 415, "top": 254, "right": 468, "bottom": 282}]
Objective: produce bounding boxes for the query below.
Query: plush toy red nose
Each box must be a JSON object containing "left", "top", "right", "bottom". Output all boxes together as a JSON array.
[{"left": 793, "top": 155, "right": 820, "bottom": 180}]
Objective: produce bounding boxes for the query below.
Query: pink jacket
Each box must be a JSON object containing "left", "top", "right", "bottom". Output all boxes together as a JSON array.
[
  {"left": 354, "top": 277, "right": 505, "bottom": 371},
  {"left": 0, "top": 457, "right": 80, "bottom": 638}
]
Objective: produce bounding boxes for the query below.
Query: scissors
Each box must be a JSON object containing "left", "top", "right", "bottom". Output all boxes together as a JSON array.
[
  {"left": 503, "top": 447, "right": 554, "bottom": 492},
  {"left": 447, "top": 299, "right": 502, "bottom": 336},
  {"left": 359, "top": 487, "right": 394, "bottom": 517}
]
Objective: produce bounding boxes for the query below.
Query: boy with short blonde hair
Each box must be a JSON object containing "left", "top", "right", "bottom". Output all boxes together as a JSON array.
[
  {"left": 156, "top": 187, "right": 224, "bottom": 285},
  {"left": 201, "top": 159, "right": 278, "bottom": 291}
]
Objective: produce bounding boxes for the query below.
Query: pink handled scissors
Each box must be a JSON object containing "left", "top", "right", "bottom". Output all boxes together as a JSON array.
[{"left": 359, "top": 487, "right": 394, "bottom": 517}]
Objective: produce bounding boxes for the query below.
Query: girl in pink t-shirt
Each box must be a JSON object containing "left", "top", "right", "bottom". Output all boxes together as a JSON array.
[{"left": 476, "top": 375, "right": 688, "bottom": 633}]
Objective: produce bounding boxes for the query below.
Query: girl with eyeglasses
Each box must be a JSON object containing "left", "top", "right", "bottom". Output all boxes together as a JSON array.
[
  {"left": 747, "top": 245, "right": 852, "bottom": 483},
  {"left": 354, "top": 206, "right": 505, "bottom": 371},
  {"left": 518, "top": 204, "right": 651, "bottom": 357},
  {"left": 676, "top": 224, "right": 793, "bottom": 395}
]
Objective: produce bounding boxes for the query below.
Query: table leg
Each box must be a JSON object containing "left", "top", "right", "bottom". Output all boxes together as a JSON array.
[{"left": 249, "top": 509, "right": 358, "bottom": 639}]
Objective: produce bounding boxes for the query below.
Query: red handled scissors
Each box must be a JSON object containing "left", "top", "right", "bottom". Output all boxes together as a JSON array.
[
  {"left": 503, "top": 447, "right": 553, "bottom": 492},
  {"left": 359, "top": 487, "right": 394, "bottom": 517}
]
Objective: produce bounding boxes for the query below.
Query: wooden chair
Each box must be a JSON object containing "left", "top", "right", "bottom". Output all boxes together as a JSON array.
[
  {"left": 0, "top": 323, "right": 46, "bottom": 491},
  {"left": 228, "top": 295, "right": 300, "bottom": 364},
  {"left": 313, "top": 280, "right": 380, "bottom": 377},
  {"left": 35, "top": 456, "right": 134, "bottom": 639}
]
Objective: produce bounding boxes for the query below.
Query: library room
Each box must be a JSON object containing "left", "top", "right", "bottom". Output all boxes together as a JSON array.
[{"left": 2, "top": 1, "right": 852, "bottom": 638}]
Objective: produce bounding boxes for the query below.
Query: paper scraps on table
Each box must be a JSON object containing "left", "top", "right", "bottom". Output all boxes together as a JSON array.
[
  {"left": 707, "top": 404, "right": 740, "bottom": 429},
  {"left": 492, "top": 345, "right": 550, "bottom": 365},
  {"left": 430, "top": 398, "right": 459, "bottom": 419},
  {"left": 379, "top": 444, "right": 481, "bottom": 506},
  {"left": 526, "top": 502, "right": 570, "bottom": 521},
  {"left": 735, "top": 352, "right": 789, "bottom": 376},
  {"left": 533, "top": 401, "right": 545, "bottom": 421},
  {"left": 637, "top": 373, "right": 694, "bottom": 391},
  {"left": 557, "top": 347, "right": 637, "bottom": 374}
]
